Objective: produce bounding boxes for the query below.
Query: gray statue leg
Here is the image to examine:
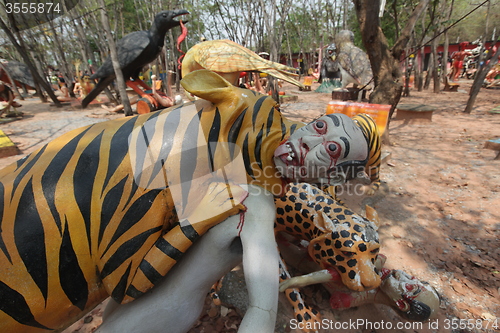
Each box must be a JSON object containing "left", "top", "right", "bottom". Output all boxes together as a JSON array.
[
  {"left": 96, "top": 216, "right": 243, "bottom": 333},
  {"left": 96, "top": 185, "right": 279, "bottom": 333},
  {"left": 238, "top": 186, "right": 279, "bottom": 333}
]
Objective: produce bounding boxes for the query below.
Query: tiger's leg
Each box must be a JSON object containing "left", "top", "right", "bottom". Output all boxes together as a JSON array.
[
  {"left": 97, "top": 213, "right": 245, "bottom": 333},
  {"left": 97, "top": 185, "right": 279, "bottom": 333},
  {"left": 365, "top": 180, "right": 381, "bottom": 196},
  {"left": 114, "top": 181, "right": 248, "bottom": 304}
]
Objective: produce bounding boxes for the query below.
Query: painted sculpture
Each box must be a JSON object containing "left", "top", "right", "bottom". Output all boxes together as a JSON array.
[
  {"left": 212, "top": 182, "right": 439, "bottom": 329},
  {"left": 81, "top": 10, "right": 189, "bottom": 109},
  {"left": 276, "top": 183, "right": 381, "bottom": 291},
  {"left": 316, "top": 43, "right": 342, "bottom": 93},
  {"left": 351, "top": 113, "right": 382, "bottom": 195},
  {"left": 335, "top": 30, "right": 373, "bottom": 88},
  {"left": 181, "top": 39, "right": 303, "bottom": 88},
  {"left": 0, "top": 60, "right": 36, "bottom": 91},
  {"left": 280, "top": 244, "right": 440, "bottom": 322},
  {"left": 449, "top": 42, "right": 472, "bottom": 82},
  {"left": 275, "top": 182, "right": 381, "bottom": 326},
  {"left": 0, "top": 69, "right": 371, "bottom": 332},
  {"left": 276, "top": 185, "right": 440, "bottom": 323}
]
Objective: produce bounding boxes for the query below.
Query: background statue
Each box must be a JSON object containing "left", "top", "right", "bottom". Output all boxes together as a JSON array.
[
  {"left": 0, "top": 60, "right": 36, "bottom": 91},
  {"left": 81, "top": 10, "right": 189, "bottom": 108},
  {"left": 181, "top": 39, "right": 303, "bottom": 89},
  {"left": 316, "top": 43, "right": 342, "bottom": 93},
  {"left": 335, "top": 30, "right": 373, "bottom": 88}
]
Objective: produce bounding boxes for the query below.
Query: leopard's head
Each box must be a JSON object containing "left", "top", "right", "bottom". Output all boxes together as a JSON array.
[{"left": 308, "top": 209, "right": 381, "bottom": 291}]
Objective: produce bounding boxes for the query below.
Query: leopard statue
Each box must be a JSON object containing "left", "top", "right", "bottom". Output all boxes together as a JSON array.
[{"left": 274, "top": 182, "right": 380, "bottom": 329}]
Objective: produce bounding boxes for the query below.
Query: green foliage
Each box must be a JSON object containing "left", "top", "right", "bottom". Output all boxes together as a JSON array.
[
  {"left": 447, "top": 0, "right": 499, "bottom": 42},
  {"left": 2, "top": 0, "right": 497, "bottom": 83}
]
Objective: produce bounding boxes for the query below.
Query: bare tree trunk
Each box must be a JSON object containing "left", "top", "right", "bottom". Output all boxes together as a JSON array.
[
  {"left": 46, "top": 18, "right": 76, "bottom": 95},
  {"left": 259, "top": 0, "right": 292, "bottom": 102},
  {"left": 416, "top": 13, "right": 427, "bottom": 92},
  {"left": 416, "top": 45, "right": 424, "bottom": 91},
  {"left": 353, "top": 0, "right": 429, "bottom": 131},
  {"left": 464, "top": 0, "right": 493, "bottom": 114},
  {"left": 465, "top": 38, "right": 500, "bottom": 113},
  {"left": 0, "top": 16, "right": 59, "bottom": 105},
  {"left": 66, "top": 9, "right": 92, "bottom": 75},
  {"left": 97, "top": 0, "right": 132, "bottom": 116},
  {"left": 343, "top": 0, "right": 348, "bottom": 29},
  {"left": 88, "top": 9, "right": 111, "bottom": 67},
  {"left": 442, "top": 0, "right": 455, "bottom": 79},
  {"left": 431, "top": 38, "right": 440, "bottom": 93},
  {"left": 169, "top": 30, "right": 181, "bottom": 93},
  {"left": 424, "top": 54, "right": 433, "bottom": 90},
  {"left": 133, "top": 0, "right": 144, "bottom": 31}
]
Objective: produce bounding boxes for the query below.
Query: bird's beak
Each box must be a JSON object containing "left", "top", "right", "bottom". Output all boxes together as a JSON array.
[{"left": 173, "top": 9, "right": 190, "bottom": 24}]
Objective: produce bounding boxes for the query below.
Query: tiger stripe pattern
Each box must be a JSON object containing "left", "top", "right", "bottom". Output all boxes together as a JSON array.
[
  {"left": 0, "top": 69, "right": 372, "bottom": 333},
  {"left": 352, "top": 113, "right": 382, "bottom": 195},
  {"left": 0, "top": 88, "right": 299, "bottom": 332}
]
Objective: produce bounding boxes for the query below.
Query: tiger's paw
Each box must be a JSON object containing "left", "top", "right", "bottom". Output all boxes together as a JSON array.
[
  {"left": 364, "top": 185, "right": 376, "bottom": 196},
  {"left": 363, "top": 181, "right": 381, "bottom": 196}
]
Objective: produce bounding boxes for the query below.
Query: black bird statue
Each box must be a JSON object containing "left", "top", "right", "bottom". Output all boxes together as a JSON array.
[
  {"left": 81, "top": 9, "right": 189, "bottom": 108},
  {"left": 316, "top": 43, "right": 342, "bottom": 93}
]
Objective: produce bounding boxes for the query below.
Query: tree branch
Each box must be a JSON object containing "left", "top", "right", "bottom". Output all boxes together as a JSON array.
[{"left": 391, "top": 0, "right": 430, "bottom": 59}]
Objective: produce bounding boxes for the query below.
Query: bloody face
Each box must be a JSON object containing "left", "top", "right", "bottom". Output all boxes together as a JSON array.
[
  {"left": 380, "top": 269, "right": 440, "bottom": 321},
  {"left": 273, "top": 114, "right": 368, "bottom": 186}
]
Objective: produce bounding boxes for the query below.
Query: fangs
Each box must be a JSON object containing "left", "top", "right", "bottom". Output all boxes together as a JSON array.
[{"left": 285, "top": 143, "right": 295, "bottom": 161}]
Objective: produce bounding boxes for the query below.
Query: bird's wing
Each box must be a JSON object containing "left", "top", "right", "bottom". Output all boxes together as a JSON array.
[
  {"left": 116, "top": 31, "right": 151, "bottom": 66},
  {"left": 337, "top": 51, "right": 360, "bottom": 84},
  {"left": 192, "top": 40, "right": 295, "bottom": 73},
  {"left": 349, "top": 48, "right": 373, "bottom": 85},
  {"left": 91, "top": 31, "right": 151, "bottom": 79},
  {"left": 260, "top": 68, "right": 303, "bottom": 87},
  {"left": 187, "top": 40, "right": 301, "bottom": 87}
]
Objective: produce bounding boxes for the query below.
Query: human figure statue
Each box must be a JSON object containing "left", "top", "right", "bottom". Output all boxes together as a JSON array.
[
  {"left": 0, "top": 81, "right": 22, "bottom": 115},
  {"left": 450, "top": 42, "right": 472, "bottom": 81},
  {"left": 57, "top": 82, "right": 72, "bottom": 102}
]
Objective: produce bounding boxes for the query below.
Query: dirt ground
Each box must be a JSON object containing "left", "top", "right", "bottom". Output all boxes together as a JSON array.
[{"left": 1, "top": 78, "right": 499, "bottom": 333}]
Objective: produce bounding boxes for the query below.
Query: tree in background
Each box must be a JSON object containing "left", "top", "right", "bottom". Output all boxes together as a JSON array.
[
  {"left": 0, "top": 0, "right": 497, "bottom": 112},
  {"left": 353, "top": 0, "right": 429, "bottom": 111}
]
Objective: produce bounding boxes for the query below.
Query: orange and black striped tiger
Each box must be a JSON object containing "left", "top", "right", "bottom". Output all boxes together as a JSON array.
[
  {"left": 0, "top": 69, "right": 370, "bottom": 332},
  {"left": 352, "top": 113, "right": 382, "bottom": 195}
]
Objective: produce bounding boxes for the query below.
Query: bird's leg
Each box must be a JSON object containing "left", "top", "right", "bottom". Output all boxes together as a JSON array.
[{"left": 126, "top": 81, "right": 159, "bottom": 108}]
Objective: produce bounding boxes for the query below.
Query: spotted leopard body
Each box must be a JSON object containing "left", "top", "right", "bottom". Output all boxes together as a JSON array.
[{"left": 275, "top": 182, "right": 381, "bottom": 329}]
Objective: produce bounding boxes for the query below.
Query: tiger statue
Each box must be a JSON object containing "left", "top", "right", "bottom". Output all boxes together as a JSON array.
[{"left": 0, "top": 69, "right": 370, "bottom": 333}]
